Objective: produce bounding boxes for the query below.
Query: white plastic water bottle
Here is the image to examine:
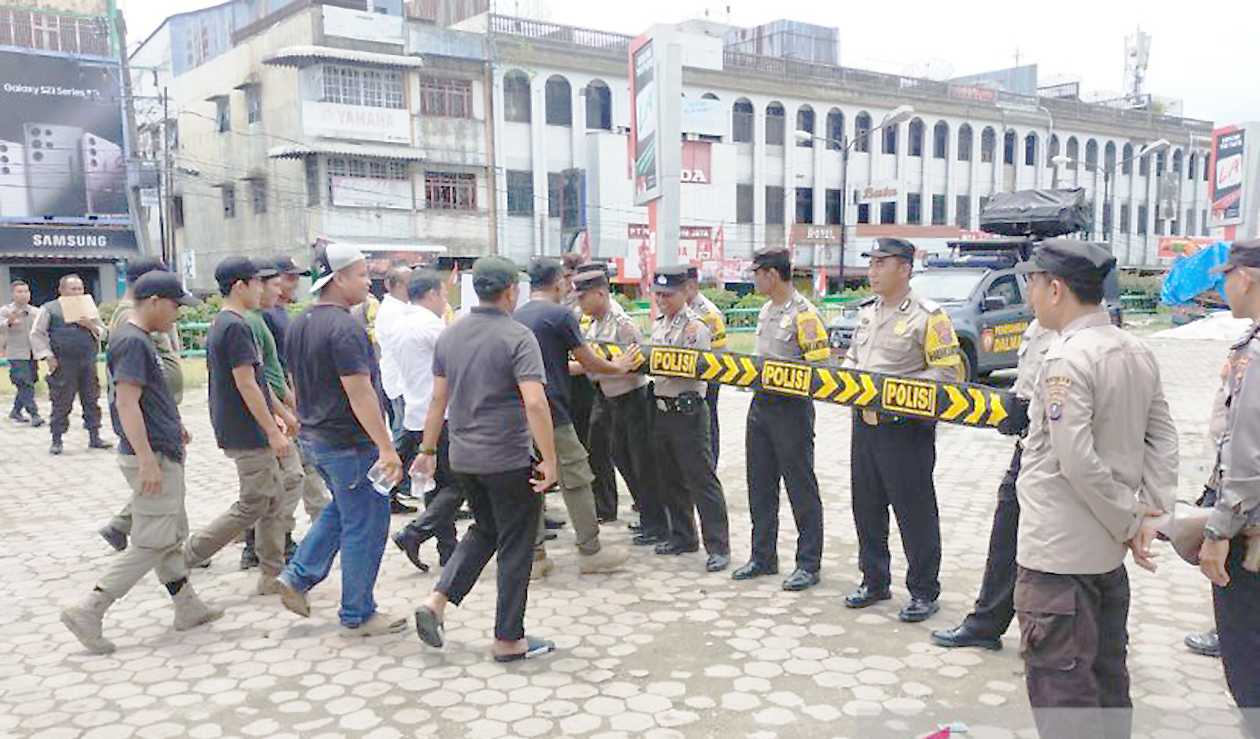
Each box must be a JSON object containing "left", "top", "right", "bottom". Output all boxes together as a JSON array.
[
  {"left": 410, "top": 468, "right": 436, "bottom": 496},
  {"left": 366, "top": 462, "right": 394, "bottom": 497}
]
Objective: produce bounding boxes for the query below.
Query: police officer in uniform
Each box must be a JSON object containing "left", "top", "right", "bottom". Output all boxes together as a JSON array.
[
  {"left": 732, "top": 246, "right": 830, "bottom": 591},
  {"left": 842, "top": 237, "right": 962, "bottom": 622},
  {"left": 573, "top": 261, "right": 626, "bottom": 522},
  {"left": 931, "top": 320, "right": 1056, "bottom": 650},
  {"left": 686, "top": 266, "right": 727, "bottom": 467},
  {"left": 650, "top": 265, "right": 731, "bottom": 572},
  {"left": 1200, "top": 239, "right": 1260, "bottom": 739},
  {"left": 1013, "top": 239, "right": 1177, "bottom": 739}
]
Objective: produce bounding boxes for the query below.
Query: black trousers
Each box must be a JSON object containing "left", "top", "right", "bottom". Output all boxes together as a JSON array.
[
  {"left": 1015, "top": 565, "right": 1132, "bottom": 739},
  {"left": 962, "top": 443, "right": 1023, "bottom": 637},
  {"left": 1214, "top": 536, "right": 1260, "bottom": 739},
  {"left": 9, "top": 358, "right": 38, "bottom": 417},
  {"left": 653, "top": 397, "right": 729, "bottom": 555},
  {"left": 850, "top": 416, "right": 941, "bottom": 600},
  {"left": 745, "top": 393, "right": 823, "bottom": 573},
  {"left": 599, "top": 386, "right": 666, "bottom": 537},
  {"left": 706, "top": 382, "right": 721, "bottom": 468},
  {"left": 48, "top": 358, "right": 101, "bottom": 436},
  {"left": 572, "top": 375, "right": 618, "bottom": 518},
  {"left": 436, "top": 467, "right": 541, "bottom": 642},
  {"left": 400, "top": 425, "right": 462, "bottom": 564}
]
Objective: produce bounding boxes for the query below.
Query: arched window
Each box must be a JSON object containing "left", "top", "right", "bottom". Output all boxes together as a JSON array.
[
  {"left": 1104, "top": 141, "right": 1117, "bottom": 172},
  {"left": 1121, "top": 143, "right": 1134, "bottom": 174},
  {"left": 1188, "top": 152, "right": 1198, "bottom": 181},
  {"left": 1139, "top": 150, "right": 1150, "bottom": 176},
  {"left": 732, "top": 98, "right": 753, "bottom": 143},
  {"left": 826, "top": 108, "right": 844, "bottom": 151},
  {"left": 503, "top": 70, "right": 531, "bottom": 123},
  {"left": 544, "top": 75, "right": 571, "bottom": 126},
  {"left": 1172, "top": 148, "right": 1184, "bottom": 175},
  {"left": 957, "top": 123, "right": 972, "bottom": 161},
  {"left": 765, "top": 102, "right": 785, "bottom": 145},
  {"left": 701, "top": 92, "right": 719, "bottom": 101},
  {"left": 1065, "top": 137, "right": 1079, "bottom": 170},
  {"left": 1046, "top": 134, "right": 1060, "bottom": 166},
  {"left": 933, "top": 121, "right": 948, "bottom": 159},
  {"left": 1003, "top": 129, "right": 1016, "bottom": 165},
  {"left": 907, "top": 118, "right": 924, "bottom": 157},
  {"left": 585, "top": 79, "right": 611, "bottom": 130},
  {"left": 1155, "top": 150, "right": 1166, "bottom": 176},
  {"left": 1024, "top": 132, "right": 1038, "bottom": 166},
  {"left": 796, "top": 105, "right": 815, "bottom": 148},
  {"left": 882, "top": 121, "right": 898, "bottom": 155},
  {"left": 1085, "top": 139, "right": 1099, "bottom": 171},
  {"left": 980, "top": 126, "right": 996, "bottom": 163},
  {"left": 854, "top": 111, "right": 872, "bottom": 153}
]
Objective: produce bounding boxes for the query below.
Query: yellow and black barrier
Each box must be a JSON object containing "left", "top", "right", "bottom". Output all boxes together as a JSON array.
[{"left": 590, "top": 342, "right": 1014, "bottom": 430}]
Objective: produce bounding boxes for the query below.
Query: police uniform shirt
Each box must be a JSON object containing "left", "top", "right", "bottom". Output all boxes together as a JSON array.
[
  {"left": 842, "top": 290, "right": 964, "bottom": 383},
  {"left": 650, "top": 307, "right": 710, "bottom": 397},
  {"left": 755, "top": 289, "right": 831, "bottom": 363},
  {"left": 584, "top": 306, "right": 647, "bottom": 398},
  {"left": 1209, "top": 322, "right": 1260, "bottom": 539},
  {"left": 688, "top": 293, "right": 728, "bottom": 350},
  {"left": 1012, "top": 320, "right": 1056, "bottom": 401},
  {"left": 1015, "top": 310, "right": 1179, "bottom": 575}
]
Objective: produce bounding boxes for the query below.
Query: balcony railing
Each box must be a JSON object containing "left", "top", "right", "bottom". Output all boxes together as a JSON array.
[
  {"left": 489, "top": 14, "right": 631, "bottom": 55},
  {"left": 0, "top": 6, "right": 112, "bottom": 56}
]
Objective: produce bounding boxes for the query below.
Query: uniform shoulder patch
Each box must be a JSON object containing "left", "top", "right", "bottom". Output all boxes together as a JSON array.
[{"left": 919, "top": 297, "right": 941, "bottom": 313}]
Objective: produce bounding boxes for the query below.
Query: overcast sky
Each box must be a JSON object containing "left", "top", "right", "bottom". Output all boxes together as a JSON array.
[{"left": 120, "top": 0, "right": 1257, "bottom": 125}]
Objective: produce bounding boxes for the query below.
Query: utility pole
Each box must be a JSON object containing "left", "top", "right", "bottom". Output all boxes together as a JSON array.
[
  {"left": 111, "top": 3, "right": 154, "bottom": 256},
  {"left": 157, "top": 87, "right": 169, "bottom": 263}
]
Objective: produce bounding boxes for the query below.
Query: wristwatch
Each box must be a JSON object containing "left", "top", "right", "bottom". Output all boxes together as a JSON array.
[
  {"left": 1203, "top": 525, "right": 1229, "bottom": 541},
  {"left": 418, "top": 447, "right": 437, "bottom": 456}
]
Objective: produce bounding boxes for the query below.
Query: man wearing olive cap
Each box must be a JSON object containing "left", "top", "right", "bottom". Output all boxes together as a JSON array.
[
  {"left": 1013, "top": 238, "right": 1178, "bottom": 738},
  {"left": 1201, "top": 238, "right": 1260, "bottom": 737},
  {"left": 842, "top": 237, "right": 964, "bottom": 623}
]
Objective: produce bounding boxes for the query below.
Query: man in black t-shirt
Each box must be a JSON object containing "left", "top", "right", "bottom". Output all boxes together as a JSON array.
[
  {"left": 61, "top": 272, "right": 222, "bottom": 655},
  {"left": 276, "top": 243, "right": 407, "bottom": 637},
  {"left": 513, "top": 258, "right": 636, "bottom": 578},
  {"left": 184, "top": 257, "right": 301, "bottom": 595}
]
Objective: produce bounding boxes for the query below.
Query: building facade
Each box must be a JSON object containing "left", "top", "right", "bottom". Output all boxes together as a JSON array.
[{"left": 132, "top": 2, "right": 1217, "bottom": 294}]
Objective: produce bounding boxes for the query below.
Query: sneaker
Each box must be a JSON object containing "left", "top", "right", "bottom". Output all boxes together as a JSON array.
[
  {"left": 239, "top": 546, "right": 259, "bottom": 571},
  {"left": 29, "top": 415, "right": 44, "bottom": 428},
  {"left": 276, "top": 573, "right": 310, "bottom": 618},
  {"left": 342, "top": 611, "right": 408, "bottom": 637},
  {"left": 9, "top": 411, "right": 27, "bottom": 423},
  {"left": 530, "top": 554, "right": 555, "bottom": 581},
  {"left": 578, "top": 545, "right": 629, "bottom": 574},
  {"left": 256, "top": 575, "right": 283, "bottom": 596}
]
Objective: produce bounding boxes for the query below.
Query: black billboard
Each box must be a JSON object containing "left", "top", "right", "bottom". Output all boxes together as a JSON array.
[{"left": 0, "top": 50, "right": 128, "bottom": 223}]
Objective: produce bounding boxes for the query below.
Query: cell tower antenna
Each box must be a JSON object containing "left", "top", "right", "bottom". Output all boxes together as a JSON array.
[{"left": 1124, "top": 27, "right": 1151, "bottom": 103}]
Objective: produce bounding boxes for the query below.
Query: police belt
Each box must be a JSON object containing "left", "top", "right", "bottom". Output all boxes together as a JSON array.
[{"left": 592, "top": 342, "right": 1013, "bottom": 431}]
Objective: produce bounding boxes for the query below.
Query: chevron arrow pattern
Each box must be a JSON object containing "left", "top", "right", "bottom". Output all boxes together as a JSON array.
[{"left": 814, "top": 369, "right": 839, "bottom": 400}]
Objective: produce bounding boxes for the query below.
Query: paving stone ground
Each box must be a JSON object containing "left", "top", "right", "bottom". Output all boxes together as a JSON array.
[{"left": 0, "top": 337, "right": 1245, "bottom": 738}]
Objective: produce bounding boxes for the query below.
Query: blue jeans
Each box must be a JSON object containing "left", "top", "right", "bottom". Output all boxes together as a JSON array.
[{"left": 282, "top": 440, "right": 389, "bottom": 627}]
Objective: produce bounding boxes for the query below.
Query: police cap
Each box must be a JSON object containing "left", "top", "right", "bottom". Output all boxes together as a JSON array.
[
  {"left": 574, "top": 261, "right": 609, "bottom": 277},
  {"left": 861, "top": 237, "right": 916, "bottom": 261},
  {"left": 572, "top": 270, "right": 609, "bottom": 292},
  {"left": 751, "top": 246, "right": 791, "bottom": 272},
  {"left": 1015, "top": 238, "right": 1116, "bottom": 287},
  {"left": 651, "top": 264, "right": 690, "bottom": 293},
  {"left": 1211, "top": 239, "right": 1260, "bottom": 274}
]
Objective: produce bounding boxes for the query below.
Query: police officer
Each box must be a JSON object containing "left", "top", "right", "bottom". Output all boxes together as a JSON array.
[
  {"left": 731, "top": 247, "right": 830, "bottom": 591},
  {"left": 842, "top": 237, "right": 962, "bottom": 622},
  {"left": 931, "top": 319, "right": 1056, "bottom": 650},
  {"left": 1013, "top": 239, "right": 1178, "bottom": 739},
  {"left": 574, "top": 268, "right": 666, "bottom": 544},
  {"left": 1200, "top": 239, "right": 1260, "bottom": 739},
  {"left": 685, "top": 266, "right": 727, "bottom": 467},
  {"left": 650, "top": 264, "right": 731, "bottom": 572},
  {"left": 573, "top": 260, "right": 624, "bottom": 522}
]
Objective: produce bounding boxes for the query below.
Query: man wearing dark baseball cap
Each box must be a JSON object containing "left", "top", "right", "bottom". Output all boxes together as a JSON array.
[
  {"left": 861, "top": 237, "right": 917, "bottom": 261},
  {"left": 1012, "top": 237, "right": 1177, "bottom": 735},
  {"left": 1211, "top": 238, "right": 1260, "bottom": 275}
]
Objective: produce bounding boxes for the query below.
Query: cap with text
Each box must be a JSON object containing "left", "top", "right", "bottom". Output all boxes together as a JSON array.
[{"left": 133, "top": 271, "right": 201, "bottom": 307}]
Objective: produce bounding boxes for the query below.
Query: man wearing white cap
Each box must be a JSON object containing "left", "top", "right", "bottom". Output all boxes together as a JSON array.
[{"left": 275, "top": 242, "right": 407, "bottom": 636}]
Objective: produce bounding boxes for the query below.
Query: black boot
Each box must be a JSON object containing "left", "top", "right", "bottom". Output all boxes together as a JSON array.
[
  {"left": 50, "top": 434, "right": 63, "bottom": 455},
  {"left": 9, "top": 409, "right": 27, "bottom": 423},
  {"left": 239, "top": 530, "right": 259, "bottom": 570},
  {"left": 29, "top": 414, "right": 44, "bottom": 428},
  {"left": 88, "top": 430, "right": 113, "bottom": 450}
]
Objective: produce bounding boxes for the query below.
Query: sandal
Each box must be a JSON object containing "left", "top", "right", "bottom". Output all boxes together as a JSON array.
[
  {"left": 493, "top": 636, "right": 556, "bottom": 663},
  {"left": 414, "top": 605, "right": 444, "bottom": 648}
]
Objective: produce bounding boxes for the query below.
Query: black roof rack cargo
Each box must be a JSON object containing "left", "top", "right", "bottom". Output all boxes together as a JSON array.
[{"left": 979, "top": 188, "right": 1089, "bottom": 238}]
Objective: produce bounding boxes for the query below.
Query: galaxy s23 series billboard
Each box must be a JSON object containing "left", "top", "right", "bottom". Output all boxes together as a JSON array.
[{"left": 0, "top": 50, "right": 129, "bottom": 223}]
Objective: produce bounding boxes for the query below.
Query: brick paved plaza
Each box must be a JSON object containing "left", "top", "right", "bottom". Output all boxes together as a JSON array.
[{"left": 0, "top": 337, "right": 1246, "bottom": 738}]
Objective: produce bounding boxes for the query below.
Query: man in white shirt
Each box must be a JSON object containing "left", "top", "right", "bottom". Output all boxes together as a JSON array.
[
  {"left": 374, "top": 265, "right": 415, "bottom": 502},
  {"left": 391, "top": 271, "right": 459, "bottom": 571}
]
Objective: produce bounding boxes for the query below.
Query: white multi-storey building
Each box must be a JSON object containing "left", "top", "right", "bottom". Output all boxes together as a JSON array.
[{"left": 131, "top": 1, "right": 1216, "bottom": 292}]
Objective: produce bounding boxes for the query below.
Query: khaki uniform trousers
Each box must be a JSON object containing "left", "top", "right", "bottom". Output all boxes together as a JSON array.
[
  {"left": 97, "top": 454, "right": 190, "bottom": 598},
  {"left": 535, "top": 423, "right": 601, "bottom": 556}
]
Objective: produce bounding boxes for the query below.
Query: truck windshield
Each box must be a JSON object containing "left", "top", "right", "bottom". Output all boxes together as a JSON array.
[{"left": 909, "top": 271, "right": 985, "bottom": 302}]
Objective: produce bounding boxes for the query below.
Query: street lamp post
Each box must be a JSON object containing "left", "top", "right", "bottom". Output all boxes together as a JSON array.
[
  {"left": 1054, "top": 138, "right": 1168, "bottom": 243},
  {"left": 796, "top": 105, "right": 913, "bottom": 294}
]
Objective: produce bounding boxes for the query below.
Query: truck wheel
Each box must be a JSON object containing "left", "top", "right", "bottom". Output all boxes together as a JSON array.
[{"left": 960, "top": 342, "right": 977, "bottom": 384}]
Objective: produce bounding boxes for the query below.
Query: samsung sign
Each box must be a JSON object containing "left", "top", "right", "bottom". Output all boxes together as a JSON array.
[{"left": 0, "top": 225, "right": 137, "bottom": 254}]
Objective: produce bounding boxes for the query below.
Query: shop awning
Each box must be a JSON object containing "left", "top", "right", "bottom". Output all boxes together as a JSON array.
[
  {"left": 262, "top": 45, "right": 424, "bottom": 69},
  {"left": 268, "top": 143, "right": 426, "bottom": 161}
]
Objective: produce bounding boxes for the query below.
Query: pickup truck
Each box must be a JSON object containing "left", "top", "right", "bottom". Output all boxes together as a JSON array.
[{"left": 828, "top": 239, "right": 1122, "bottom": 382}]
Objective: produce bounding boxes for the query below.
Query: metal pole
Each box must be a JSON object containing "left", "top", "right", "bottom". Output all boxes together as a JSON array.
[
  {"left": 1103, "top": 169, "right": 1112, "bottom": 242},
  {"left": 156, "top": 87, "right": 168, "bottom": 262},
  {"left": 113, "top": 7, "right": 153, "bottom": 258},
  {"left": 839, "top": 136, "right": 849, "bottom": 287}
]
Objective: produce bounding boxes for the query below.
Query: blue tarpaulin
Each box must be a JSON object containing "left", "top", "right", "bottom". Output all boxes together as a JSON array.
[{"left": 1160, "top": 241, "right": 1232, "bottom": 306}]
